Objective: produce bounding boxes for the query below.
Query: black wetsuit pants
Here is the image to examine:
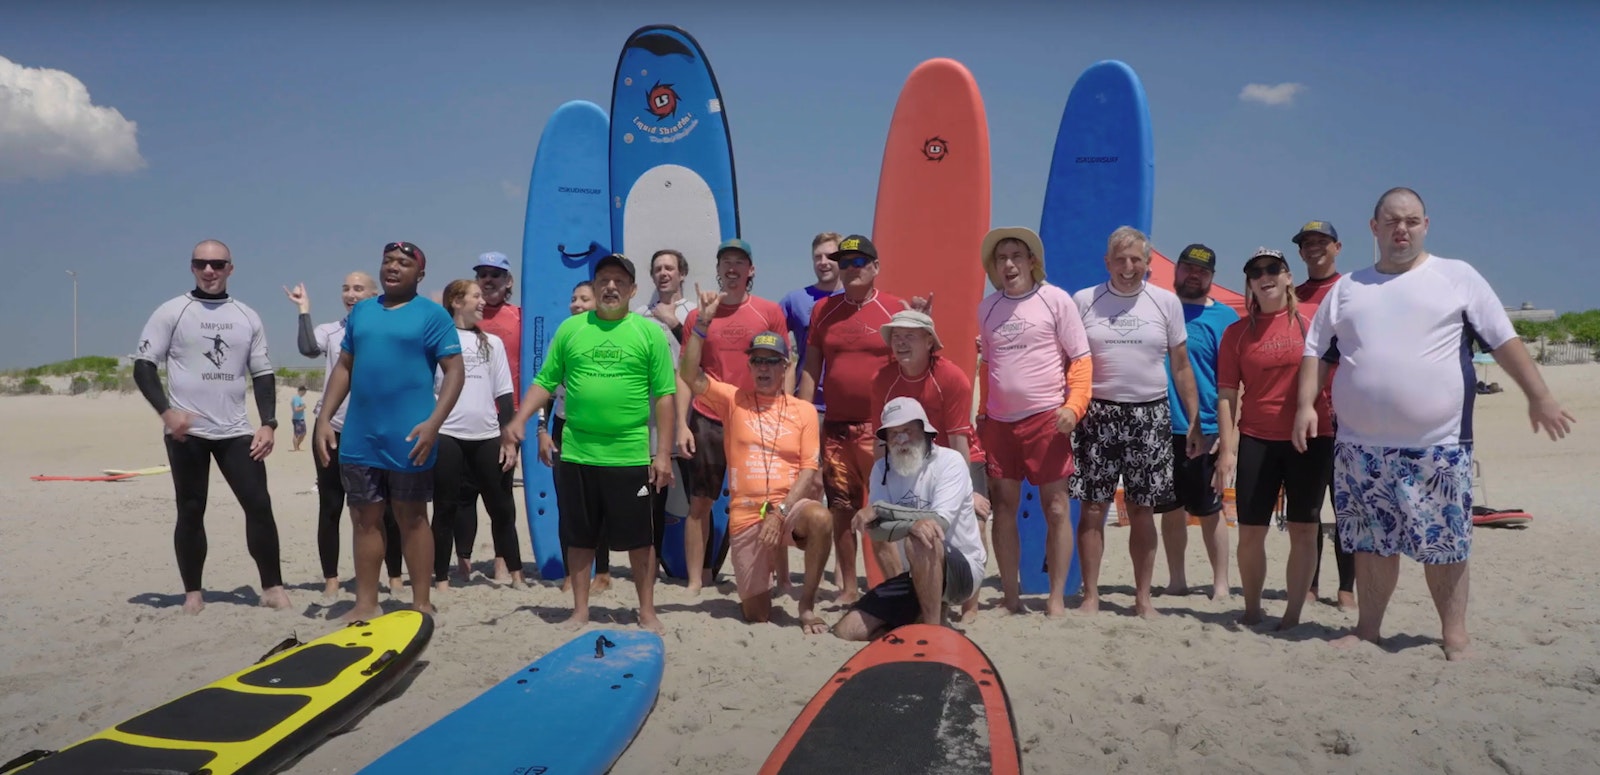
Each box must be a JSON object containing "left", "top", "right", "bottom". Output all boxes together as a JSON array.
[
  {"left": 165, "top": 434, "right": 283, "bottom": 592},
  {"left": 432, "top": 434, "right": 522, "bottom": 582}
]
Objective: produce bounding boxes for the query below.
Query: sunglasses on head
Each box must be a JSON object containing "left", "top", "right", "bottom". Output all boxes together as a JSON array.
[
  {"left": 748, "top": 356, "right": 785, "bottom": 366},
  {"left": 384, "top": 242, "right": 424, "bottom": 260},
  {"left": 191, "top": 259, "right": 230, "bottom": 271},
  {"left": 835, "top": 255, "right": 874, "bottom": 270},
  {"left": 1244, "top": 263, "right": 1287, "bottom": 279}
]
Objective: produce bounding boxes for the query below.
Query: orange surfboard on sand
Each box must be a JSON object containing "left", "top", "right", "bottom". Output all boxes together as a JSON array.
[
  {"left": 873, "top": 57, "right": 991, "bottom": 383},
  {"left": 759, "top": 625, "right": 1022, "bottom": 775},
  {"left": 864, "top": 58, "right": 991, "bottom": 590}
]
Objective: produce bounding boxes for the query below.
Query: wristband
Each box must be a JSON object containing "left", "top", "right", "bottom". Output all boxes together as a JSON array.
[{"left": 692, "top": 325, "right": 710, "bottom": 339}]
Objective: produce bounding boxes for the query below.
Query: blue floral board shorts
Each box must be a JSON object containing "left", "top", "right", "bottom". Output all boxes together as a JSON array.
[{"left": 1332, "top": 441, "right": 1473, "bottom": 565}]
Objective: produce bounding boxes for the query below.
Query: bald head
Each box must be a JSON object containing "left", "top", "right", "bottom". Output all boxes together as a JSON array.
[
  {"left": 192, "top": 239, "right": 231, "bottom": 261},
  {"left": 1373, "top": 187, "right": 1425, "bottom": 220}
]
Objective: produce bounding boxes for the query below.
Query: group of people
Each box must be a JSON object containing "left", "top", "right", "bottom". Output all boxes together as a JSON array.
[{"left": 135, "top": 186, "right": 1573, "bottom": 659}]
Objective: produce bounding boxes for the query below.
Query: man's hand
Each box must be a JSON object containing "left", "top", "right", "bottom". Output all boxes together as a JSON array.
[
  {"left": 1211, "top": 451, "right": 1236, "bottom": 495},
  {"left": 162, "top": 408, "right": 194, "bottom": 442},
  {"left": 282, "top": 282, "right": 310, "bottom": 314},
  {"left": 904, "top": 292, "right": 935, "bottom": 314},
  {"left": 973, "top": 492, "right": 992, "bottom": 520},
  {"left": 1290, "top": 407, "right": 1318, "bottom": 453},
  {"left": 249, "top": 425, "right": 275, "bottom": 461},
  {"left": 406, "top": 421, "right": 442, "bottom": 466},
  {"left": 909, "top": 518, "right": 945, "bottom": 550},
  {"left": 538, "top": 429, "right": 558, "bottom": 467},
  {"left": 649, "top": 454, "right": 675, "bottom": 491},
  {"left": 651, "top": 302, "right": 680, "bottom": 328},
  {"left": 498, "top": 435, "right": 518, "bottom": 471},
  {"left": 314, "top": 420, "right": 337, "bottom": 468},
  {"left": 675, "top": 422, "right": 696, "bottom": 458},
  {"left": 851, "top": 507, "right": 875, "bottom": 534},
  {"left": 1185, "top": 425, "right": 1205, "bottom": 459},
  {"left": 1054, "top": 405, "right": 1079, "bottom": 435},
  {"left": 695, "top": 282, "right": 726, "bottom": 319},
  {"left": 759, "top": 508, "right": 784, "bottom": 549},
  {"left": 499, "top": 428, "right": 521, "bottom": 470},
  {"left": 1529, "top": 395, "right": 1575, "bottom": 440}
]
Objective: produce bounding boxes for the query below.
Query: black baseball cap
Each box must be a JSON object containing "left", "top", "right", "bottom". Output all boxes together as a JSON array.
[
  {"left": 1292, "top": 220, "right": 1339, "bottom": 245},
  {"left": 1176, "top": 243, "right": 1218, "bottom": 271},
  {"left": 828, "top": 234, "right": 878, "bottom": 262},
  {"left": 593, "top": 253, "right": 635, "bottom": 282},
  {"left": 1244, "top": 247, "right": 1289, "bottom": 271}
]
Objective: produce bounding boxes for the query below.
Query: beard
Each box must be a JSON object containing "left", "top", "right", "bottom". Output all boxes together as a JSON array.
[{"left": 887, "top": 438, "right": 929, "bottom": 478}]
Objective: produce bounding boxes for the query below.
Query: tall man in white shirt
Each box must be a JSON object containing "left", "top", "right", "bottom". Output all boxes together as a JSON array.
[
  {"left": 1295, "top": 187, "right": 1573, "bottom": 660},
  {"left": 1072, "top": 226, "right": 1203, "bottom": 618}
]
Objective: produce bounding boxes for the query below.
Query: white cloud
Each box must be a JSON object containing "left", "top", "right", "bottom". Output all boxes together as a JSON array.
[
  {"left": 0, "top": 55, "right": 146, "bottom": 181},
  {"left": 1239, "top": 82, "right": 1306, "bottom": 107}
]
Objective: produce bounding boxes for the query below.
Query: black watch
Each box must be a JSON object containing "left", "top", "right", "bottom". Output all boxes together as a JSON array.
[{"left": 262, "top": 419, "right": 279, "bottom": 430}]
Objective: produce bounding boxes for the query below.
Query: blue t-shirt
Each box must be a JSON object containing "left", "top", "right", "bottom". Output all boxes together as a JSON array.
[
  {"left": 290, "top": 395, "right": 305, "bottom": 420},
  {"left": 779, "top": 284, "right": 842, "bottom": 409},
  {"left": 1167, "top": 299, "right": 1238, "bottom": 436},
  {"left": 339, "top": 295, "right": 462, "bottom": 472}
]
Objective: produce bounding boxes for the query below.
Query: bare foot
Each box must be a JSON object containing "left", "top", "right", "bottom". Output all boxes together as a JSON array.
[
  {"left": 1135, "top": 602, "right": 1162, "bottom": 620},
  {"left": 1001, "top": 595, "right": 1025, "bottom": 615},
  {"left": 322, "top": 578, "right": 341, "bottom": 598},
  {"left": 956, "top": 598, "right": 979, "bottom": 624},
  {"left": 1443, "top": 641, "right": 1473, "bottom": 661},
  {"left": 558, "top": 611, "right": 590, "bottom": 630},
  {"left": 1330, "top": 632, "right": 1380, "bottom": 650},
  {"left": 685, "top": 582, "right": 703, "bottom": 597},
  {"left": 799, "top": 611, "right": 829, "bottom": 635},
  {"left": 1306, "top": 589, "right": 1319, "bottom": 604},
  {"left": 1074, "top": 595, "right": 1101, "bottom": 615},
  {"left": 1240, "top": 609, "right": 1264, "bottom": 626},
  {"left": 456, "top": 556, "right": 472, "bottom": 579},
  {"left": 387, "top": 577, "right": 404, "bottom": 594},
  {"left": 1276, "top": 615, "right": 1302, "bottom": 631},
  {"left": 774, "top": 578, "right": 793, "bottom": 596},
  {"left": 259, "top": 586, "right": 291, "bottom": 610},
  {"left": 413, "top": 602, "right": 438, "bottom": 616},
  {"left": 638, "top": 610, "right": 666, "bottom": 634},
  {"left": 1045, "top": 597, "right": 1068, "bottom": 619},
  {"left": 832, "top": 588, "right": 860, "bottom": 606},
  {"left": 592, "top": 574, "right": 613, "bottom": 595},
  {"left": 433, "top": 580, "right": 449, "bottom": 592},
  {"left": 340, "top": 604, "right": 384, "bottom": 623},
  {"left": 1158, "top": 582, "right": 1190, "bottom": 597},
  {"left": 1210, "top": 584, "right": 1231, "bottom": 601},
  {"left": 560, "top": 577, "right": 572, "bottom": 594},
  {"left": 182, "top": 591, "right": 205, "bottom": 615},
  {"left": 1337, "top": 591, "right": 1357, "bottom": 612}
]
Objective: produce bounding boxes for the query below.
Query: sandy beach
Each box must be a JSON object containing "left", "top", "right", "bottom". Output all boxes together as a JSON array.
[{"left": 2, "top": 363, "right": 1597, "bottom": 774}]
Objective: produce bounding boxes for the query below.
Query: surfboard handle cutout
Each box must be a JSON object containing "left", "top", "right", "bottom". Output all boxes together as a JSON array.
[
  {"left": 594, "top": 635, "right": 617, "bottom": 658},
  {"left": 360, "top": 649, "right": 399, "bottom": 676}
]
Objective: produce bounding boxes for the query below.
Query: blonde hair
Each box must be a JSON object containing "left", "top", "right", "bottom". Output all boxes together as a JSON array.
[
  {"left": 1105, "top": 226, "right": 1152, "bottom": 261},
  {"left": 812, "top": 231, "right": 844, "bottom": 250},
  {"left": 442, "top": 279, "right": 490, "bottom": 360}
]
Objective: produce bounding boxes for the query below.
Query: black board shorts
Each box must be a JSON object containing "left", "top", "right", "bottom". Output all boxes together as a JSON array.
[
  {"left": 853, "top": 546, "right": 976, "bottom": 629},
  {"left": 556, "top": 460, "right": 655, "bottom": 552}
]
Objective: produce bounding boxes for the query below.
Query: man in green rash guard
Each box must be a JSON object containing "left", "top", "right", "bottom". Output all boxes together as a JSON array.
[{"left": 503, "top": 253, "right": 678, "bottom": 633}]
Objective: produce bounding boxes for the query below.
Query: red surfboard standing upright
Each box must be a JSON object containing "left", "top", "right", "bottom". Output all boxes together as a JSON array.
[{"left": 866, "top": 58, "right": 992, "bottom": 590}]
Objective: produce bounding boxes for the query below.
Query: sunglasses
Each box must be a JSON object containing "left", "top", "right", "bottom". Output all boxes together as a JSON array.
[
  {"left": 748, "top": 356, "right": 785, "bottom": 366},
  {"left": 475, "top": 267, "right": 508, "bottom": 279},
  {"left": 1244, "top": 263, "right": 1287, "bottom": 279},
  {"left": 191, "top": 259, "right": 230, "bottom": 271},
  {"left": 835, "top": 255, "right": 874, "bottom": 270},
  {"left": 384, "top": 242, "right": 424, "bottom": 261}
]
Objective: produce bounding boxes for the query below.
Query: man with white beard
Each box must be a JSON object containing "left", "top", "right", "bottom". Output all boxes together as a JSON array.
[{"left": 832, "top": 398, "right": 987, "bottom": 639}]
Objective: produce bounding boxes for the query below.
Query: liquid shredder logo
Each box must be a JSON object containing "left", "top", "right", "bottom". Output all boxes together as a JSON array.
[
  {"left": 646, "top": 82, "right": 679, "bottom": 121},
  {"left": 923, "top": 136, "right": 948, "bottom": 162}
]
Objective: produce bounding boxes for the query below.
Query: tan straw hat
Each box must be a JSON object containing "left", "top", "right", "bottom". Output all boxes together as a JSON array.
[{"left": 981, "top": 227, "right": 1047, "bottom": 290}]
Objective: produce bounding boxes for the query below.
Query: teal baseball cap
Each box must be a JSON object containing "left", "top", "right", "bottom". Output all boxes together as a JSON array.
[{"left": 717, "top": 238, "right": 754, "bottom": 262}]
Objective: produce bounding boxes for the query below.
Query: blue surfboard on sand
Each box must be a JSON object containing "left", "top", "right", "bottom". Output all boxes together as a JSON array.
[
  {"left": 1027, "top": 60, "right": 1154, "bottom": 598},
  {"left": 521, "top": 100, "right": 611, "bottom": 582},
  {"left": 356, "top": 629, "right": 663, "bottom": 775},
  {"left": 610, "top": 24, "right": 736, "bottom": 581}
]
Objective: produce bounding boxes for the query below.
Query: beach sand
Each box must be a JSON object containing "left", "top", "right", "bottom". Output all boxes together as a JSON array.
[{"left": 2, "top": 364, "right": 1597, "bottom": 774}]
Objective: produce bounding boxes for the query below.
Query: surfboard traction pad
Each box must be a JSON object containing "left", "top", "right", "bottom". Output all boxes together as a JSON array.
[
  {"left": 768, "top": 625, "right": 1021, "bottom": 775},
  {"left": 9, "top": 611, "right": 433, "bottom": 775}
]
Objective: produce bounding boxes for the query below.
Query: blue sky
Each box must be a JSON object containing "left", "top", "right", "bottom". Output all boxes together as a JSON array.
[{"left": 2, "top": 1, "right": 1596, "bottom": 369}]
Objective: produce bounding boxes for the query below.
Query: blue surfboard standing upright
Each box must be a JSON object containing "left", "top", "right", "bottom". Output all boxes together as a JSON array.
[
  {"left": 1027, "top": 59, "right": 1155, "bottom": 598},
  {"left": 520, "top": 100, "right": 611, "bottom": 582},
  {"left": 610, "top": 24, "right": 738, "bottom": 581}
]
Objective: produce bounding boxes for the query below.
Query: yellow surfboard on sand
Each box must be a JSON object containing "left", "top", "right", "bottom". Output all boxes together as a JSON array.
[
  {"left": 2, "top": 610, "right": 433, "bottom": 775},
  {"left": 101, "top": 466, "right": 170, "bottom": 477}
]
